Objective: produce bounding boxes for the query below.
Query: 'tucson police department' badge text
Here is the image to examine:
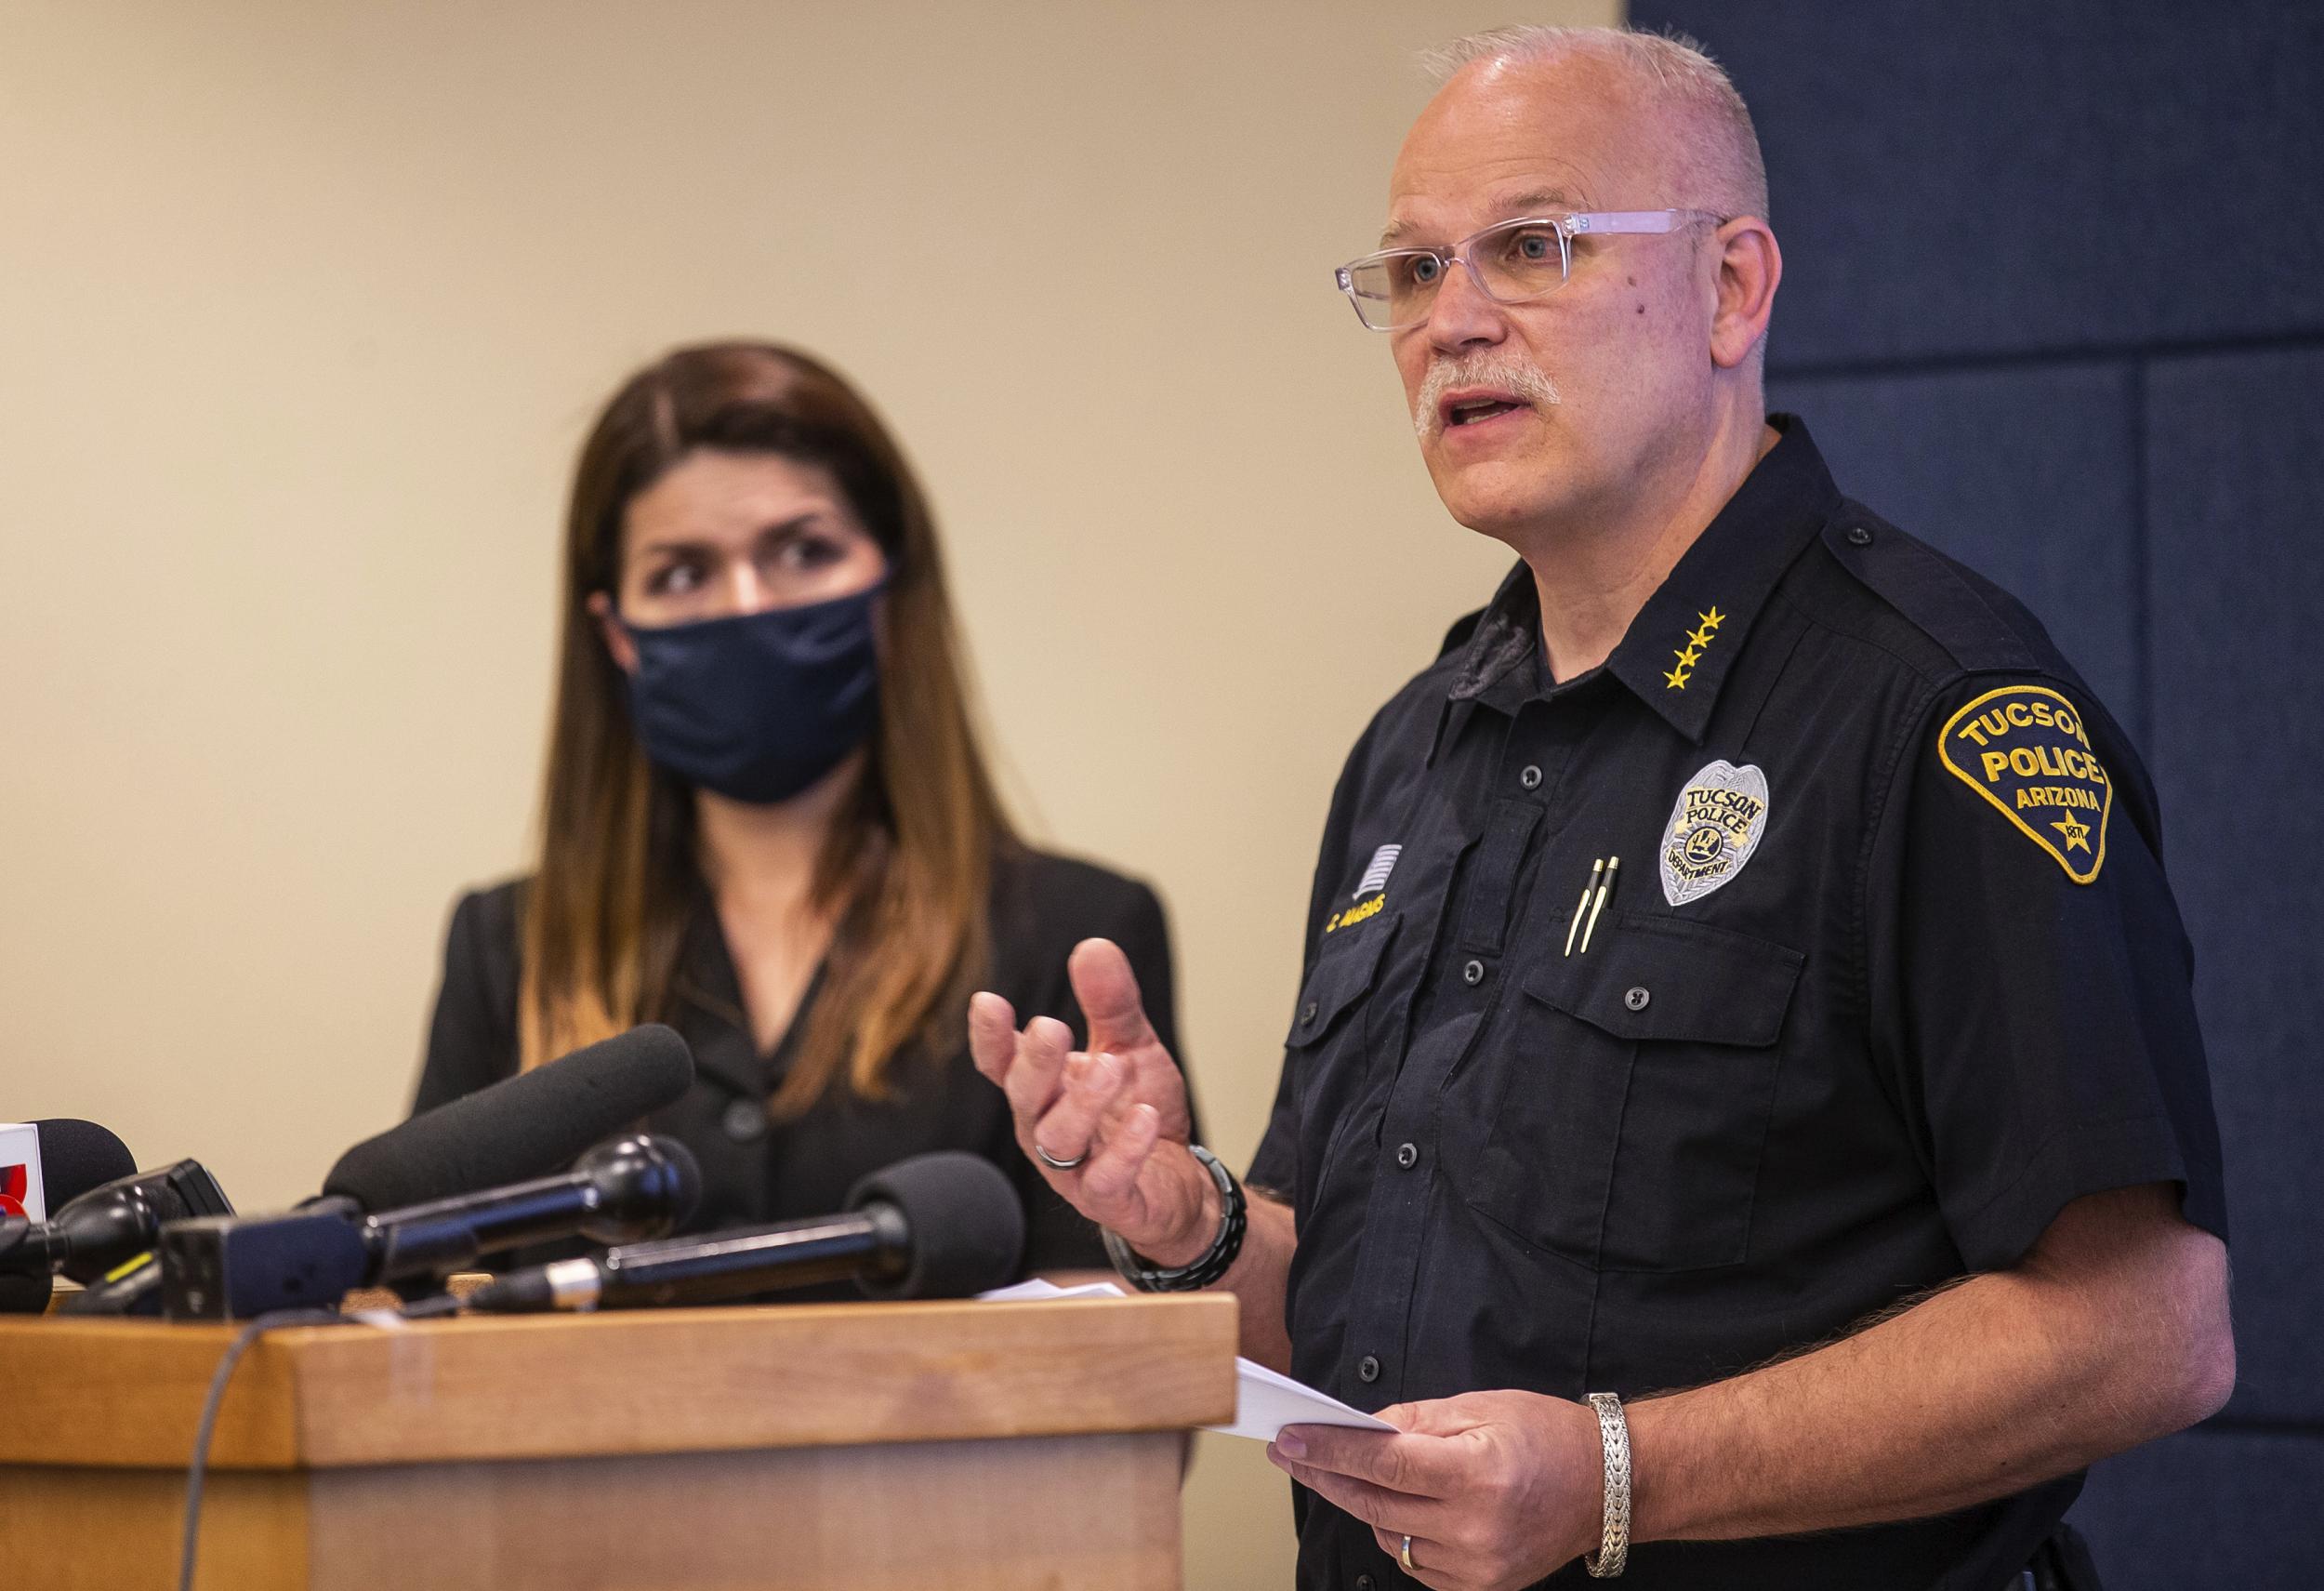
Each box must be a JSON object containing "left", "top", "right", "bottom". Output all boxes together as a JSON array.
[
  {"left": 1659, "top": 760, "right": 1770, "bottom": 906},
  {"left": 1937, "top": 683, "right": 2112, "bottom": 884}
]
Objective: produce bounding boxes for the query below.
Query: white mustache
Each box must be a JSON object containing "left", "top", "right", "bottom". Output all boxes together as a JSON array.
[{"left": 1414, "top": 357, "right": 1563, "bottom": 438}]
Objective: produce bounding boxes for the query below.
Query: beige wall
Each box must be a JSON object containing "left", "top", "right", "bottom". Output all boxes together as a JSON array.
[{"left": 0, "top": 2, "right": 1615, "bottom": 1583}]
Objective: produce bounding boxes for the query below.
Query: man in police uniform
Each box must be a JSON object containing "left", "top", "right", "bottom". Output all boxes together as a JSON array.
[{"left": 970, "top": 24, "right": 2232, "bottom": 1591}]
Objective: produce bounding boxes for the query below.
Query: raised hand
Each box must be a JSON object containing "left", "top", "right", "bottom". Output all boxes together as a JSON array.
[{"left": 968, "top": 937, "right": 1214, "bottom": 1264}]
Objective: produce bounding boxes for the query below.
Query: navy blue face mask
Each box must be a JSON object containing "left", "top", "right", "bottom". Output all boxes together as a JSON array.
[{"left": 618, "top": 581, "right": 884, "bottom": 805}]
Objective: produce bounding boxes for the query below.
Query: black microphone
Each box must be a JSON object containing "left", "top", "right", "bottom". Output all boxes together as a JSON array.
[
  {"left": 0, "top": 1120, "right": 138, "bottom": 1314},
  {"left": 7, "top": 1120, "right": 138, "bottom": 1207},
  {"left": 366, "top": 1132, "right": 701, "bottom": 1279},
  {"left": 468, "top": 1150, "right": 1023, "bottom": 1313},
  {"left": 321, "top": 1024, "right": 696, "bottom": 1211},
  {"left": 158, "top": 1134, "right": 702, "bottom": 1319},
  {"left": 0, "top": 1160, "right": 231, "bottom": 1281},
  {"left": 73, "top": 1028, "right": 695, "bottom": 1319}
]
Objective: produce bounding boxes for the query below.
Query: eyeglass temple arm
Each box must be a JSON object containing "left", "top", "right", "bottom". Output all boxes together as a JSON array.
[
  {"left": 1565, "top": 210, "right": 1680, "bottom": 234},
  {"left": 1566, "top": 209, "right": 1723, "bottom": 234}
]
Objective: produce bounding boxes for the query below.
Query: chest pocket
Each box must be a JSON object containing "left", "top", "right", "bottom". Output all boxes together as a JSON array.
[
  {"left": 1281, "top": 914, "right": 1398, "bottom": 1209},
  {"left": 1471, "top": 912, "right": 1802, "bottom": 1272}
]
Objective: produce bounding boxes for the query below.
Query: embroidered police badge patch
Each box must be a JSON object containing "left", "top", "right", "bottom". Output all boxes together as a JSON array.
[
  {"left": 1660, "top": 761, "right": 1770, "bottom": 906},
  {"left": 1937, "top": 684, "right": 2110, "bottom": 883}
]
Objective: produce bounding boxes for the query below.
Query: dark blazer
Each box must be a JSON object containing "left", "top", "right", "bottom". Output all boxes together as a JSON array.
[{"left": 414, "top": 844, "right": 1191, "bottom": 1275}]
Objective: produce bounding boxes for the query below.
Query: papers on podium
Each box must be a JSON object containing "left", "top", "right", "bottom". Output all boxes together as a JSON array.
[{"left": 978, "top": 1279, "right": 1394, "bottom": 1442}]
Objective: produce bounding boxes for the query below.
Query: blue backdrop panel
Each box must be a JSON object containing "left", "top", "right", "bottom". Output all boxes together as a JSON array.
[
  {"left": 1630, "top": 0, "right": 2324, "bottom": 1579},
  {"left": 2144, "top": 346, "right": 2324, "bottom": 1428},
  {"left": 1772, "top": 365, "right": 2140, "bottom": 723},
  {"left": 1649, "top": 1, "right": 2324, "bottom": 368},
  {"left": 2071, "top": 1427, "right": 2324, "bottom": 1587}
]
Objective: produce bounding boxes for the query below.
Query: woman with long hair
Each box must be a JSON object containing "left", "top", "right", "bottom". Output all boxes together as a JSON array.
[{"left": 415, "top": 340, "right": 1187, "bottom": 1270}]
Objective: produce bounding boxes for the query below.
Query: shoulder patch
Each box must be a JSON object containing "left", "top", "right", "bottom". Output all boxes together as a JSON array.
[{"left": 1936, "top": 684, "right": 2111, "bottom": 883}]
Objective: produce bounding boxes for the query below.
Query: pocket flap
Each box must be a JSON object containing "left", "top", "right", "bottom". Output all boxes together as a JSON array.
[
  {"left": 1523, "top": 912, "right": 1802, "bottom": 1046},
  {"left": 1284, "top": 916, "right": 1395, "bottom": 1048}
]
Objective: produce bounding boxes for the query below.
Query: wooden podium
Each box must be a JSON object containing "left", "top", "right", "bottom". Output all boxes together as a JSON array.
[{"left": 0, "top": 1294, "right": 1237, "bottom": 1590}]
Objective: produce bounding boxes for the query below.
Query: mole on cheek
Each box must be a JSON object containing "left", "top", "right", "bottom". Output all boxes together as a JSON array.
[
  {"left": 1626, "top": 276, "right": 1637, "bottom": 287},
  {"left": 1635, "top": 303, "right": 1647, "bottom": 315}
]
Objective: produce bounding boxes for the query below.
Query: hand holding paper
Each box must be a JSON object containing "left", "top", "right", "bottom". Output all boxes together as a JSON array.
[{"left": 977, "top": 1279, "right": 1392, "bottom": 1441}]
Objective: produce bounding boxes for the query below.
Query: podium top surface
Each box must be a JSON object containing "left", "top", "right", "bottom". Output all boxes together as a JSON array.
[{"left": 0, "top": 1294, "right": 1237, "bottom": 1471}]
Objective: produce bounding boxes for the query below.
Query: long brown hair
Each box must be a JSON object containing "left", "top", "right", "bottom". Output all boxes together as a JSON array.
[{"left": 521, "top": 340, "right": 1014, "bottom": 1118}]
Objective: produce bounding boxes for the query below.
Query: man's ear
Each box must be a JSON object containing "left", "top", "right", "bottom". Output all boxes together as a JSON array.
[
  {"left": 1709, "top": 216, "right": 1781, "bottom": 371},
  {"left": 587, "top": 591, "right": 638, "bottom": 674}
]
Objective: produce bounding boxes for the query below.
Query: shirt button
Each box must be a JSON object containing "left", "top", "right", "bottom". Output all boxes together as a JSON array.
[
  {"left": 1357, "top": 1354, "right": 1381, "bottom": 1383},
  {"left": 1624, "top": 986, "right": 1651, "bottom": 1012},
  {"left": 1846, "top": 524, "right": 1874, "bottom": 546},
  {"left": 722, "top": 1099, "right": 768, "bottom": 1142},
  {"left": 1395, "top": 1141, "right": 1419, "bottom": 1170},
  {"left": 1462, "top": 958, "right": 1486, "bottom": 987},
  {"left": 1357, "top": 1578, "right": 1377, "bottom": 1591},
  {"left": 1518, "top": 763, "right": 1543, "bottom": 790}
]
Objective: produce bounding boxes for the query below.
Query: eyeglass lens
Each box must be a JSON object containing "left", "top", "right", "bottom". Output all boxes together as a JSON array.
[{"left": 1345, "top": 219, "right": 1570, "bottom": 329}]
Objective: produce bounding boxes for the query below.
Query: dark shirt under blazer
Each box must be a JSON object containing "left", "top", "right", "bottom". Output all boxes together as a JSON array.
[{"left": 415, "top": 845, "right": 1189, "bottom": 1275}]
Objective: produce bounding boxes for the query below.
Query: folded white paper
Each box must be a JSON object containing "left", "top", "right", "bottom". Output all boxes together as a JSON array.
[
  {"left": 975, "top": 1279, "right": 1394, "bottom": 1442},
  {"left": 1211, "top": 1354, "right": 1395, "bottom": 1442},
  {"left": 975, "top": 1279, "right": 1129, "bottom": 1303}
]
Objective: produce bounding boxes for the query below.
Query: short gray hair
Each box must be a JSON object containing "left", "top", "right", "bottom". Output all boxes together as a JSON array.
[{"left": 1421, "top": 25, "right": 1768, "bottom": 220}]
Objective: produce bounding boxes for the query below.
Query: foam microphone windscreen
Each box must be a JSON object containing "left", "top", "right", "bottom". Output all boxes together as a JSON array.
[
  {"left": 33, "top": 1120, "right": 139, "bottom": 1206},
  {"left": 320, "top": 1026, "right": 694, "bottom": 1212},
  {"left": 848, "top": 1150, "right": 1025, "bottom": 1300},
  {"left": 0, "top": 1120, "right": 138, "bottom": 1314}
]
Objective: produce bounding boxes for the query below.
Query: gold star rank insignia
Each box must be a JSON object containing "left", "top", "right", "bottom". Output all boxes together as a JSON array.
[
  {"left": 1935, "top": 683, "right": 2112, "bottom": 884},
  {"left": 1666, "top": 605, "right": 1724, "bottom": 689}
]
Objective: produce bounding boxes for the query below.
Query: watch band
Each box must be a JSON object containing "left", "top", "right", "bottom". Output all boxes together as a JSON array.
[
  {"left": 1102, "top": 1146, "right": 1247, "bottom": 1293},
  {"left": 1584, "top": 1391, "right": 1631, "bottom": 1577}
]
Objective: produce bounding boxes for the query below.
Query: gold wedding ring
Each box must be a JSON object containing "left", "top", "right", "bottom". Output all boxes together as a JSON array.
[{"left": 1400, "top": 1534, "right": 1415, "bottom": 1572}]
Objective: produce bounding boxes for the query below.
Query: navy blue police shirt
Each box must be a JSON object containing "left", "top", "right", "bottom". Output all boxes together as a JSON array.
[{"left": 1248, "top": 417, "right": 2227, "bottom": 1591}]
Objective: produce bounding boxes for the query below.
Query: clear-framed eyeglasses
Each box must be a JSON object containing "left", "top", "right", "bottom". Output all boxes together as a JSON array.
[{"left": 1332, "top": 210, "right": 1723, "bottom": 332}]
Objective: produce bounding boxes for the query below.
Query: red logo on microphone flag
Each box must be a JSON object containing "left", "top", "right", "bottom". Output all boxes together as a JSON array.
[{"left": 1, "top": 1162, "right": 27, "bottom": 1218}]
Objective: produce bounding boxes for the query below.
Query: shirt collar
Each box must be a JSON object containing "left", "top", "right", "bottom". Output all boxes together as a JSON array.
[
  {"left": 1446, "top": 415, "right": 1840, "bottom": 743},
  {"left": 668, "top": 890, "right": 767, "bottom": 1098},
  {"left": 670, "top": 885, "right": 828, "bottom": 1098}
]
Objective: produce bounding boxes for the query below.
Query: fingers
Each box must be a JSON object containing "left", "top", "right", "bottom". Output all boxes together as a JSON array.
[
  {"left": 1068, "top": 938, "right": 1157, "bottom": 1055},
  {"left": 1368, "top": 1528, "right": 1460, "bottom": 1591},
  {"left": 966, "top": 992, "right": 1019, "bottom": 1084},
  {"left": 1001, "top": 1015, "right": 1076, "bottom": 1124},
  {"left": 1375, "top": 1398, "right": 1483, "bottom": 1439},
  {"left": 1267, "top": 1452, "right": 1432, "bottom": 1537},
  {"left": 1029, "top": 1050, "right": 1131, "bottom": 1169},
  {"left": 1268, "top": 1440, "right": 1465, "bottom": 1586},
  {"left": 1274, "top": 1426, "right": 1449, "bottom": 1499}
]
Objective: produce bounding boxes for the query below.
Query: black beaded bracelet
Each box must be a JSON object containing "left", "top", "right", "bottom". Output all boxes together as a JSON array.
[{"left": 1103, "top": 1146, "right": 1248, "bottom": 1293}]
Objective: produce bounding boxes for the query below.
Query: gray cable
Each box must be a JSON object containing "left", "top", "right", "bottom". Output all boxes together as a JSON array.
[{"left": 176, "top": 1308, "right": 347, "bottom": 1591}]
